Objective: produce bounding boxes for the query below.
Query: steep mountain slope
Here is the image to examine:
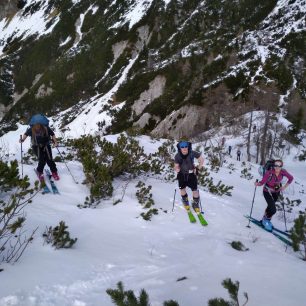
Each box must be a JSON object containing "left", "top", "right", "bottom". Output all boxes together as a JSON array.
[{"left": 0, "top": 0, "right": 305, "bottom": 138}]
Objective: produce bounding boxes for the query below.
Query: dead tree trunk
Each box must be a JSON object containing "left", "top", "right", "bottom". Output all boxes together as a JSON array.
[
  {"left": 247, "top": 110, "right": 253, "bottom": 162},
  {"left": 260, "top": 110, "right": 270, "bottom": 165}
]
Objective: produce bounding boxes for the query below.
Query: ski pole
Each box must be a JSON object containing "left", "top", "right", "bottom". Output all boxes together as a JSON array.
[
  {"left": 56, "top": 147, "right": 78, "bottom": 184},
  {"left": 280, "top": 192, "right": 288, "bottom": 232},
  {"left": 247, "top": 179, "right": 258, "bottom": 228},
  {"left": 172, "top": 189, "right": 176, "bottom": 212},
  {"left": 199, "top": 196, "right": 204, "bottom": 214},
  {"left": 20, "top": 135, "right": 24, "bottom": 179}
]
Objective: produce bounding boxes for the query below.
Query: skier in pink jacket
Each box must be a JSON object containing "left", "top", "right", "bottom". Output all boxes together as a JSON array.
[{"left": 255, "top": 159, "right": 293, "bottom": 230}]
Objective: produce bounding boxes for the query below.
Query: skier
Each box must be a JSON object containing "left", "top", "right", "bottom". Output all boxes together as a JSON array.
[
  {"left": 254, "top": 159, "right": 293, "bottom": 231},
  {"left": 19, "top": 122, "right": 60, "bottom": 181},
  {"left": 174, "top": 141, "right": 204, "bottom": 214},
  {"left": 237, "top": 149, "right": 241, "bottom": 161},
  {"left": 228, "top": 145, "right": 232, "bottom": 155}
]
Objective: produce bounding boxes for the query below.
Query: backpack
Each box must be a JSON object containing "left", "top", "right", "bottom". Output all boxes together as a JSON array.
[
  {"left": 29, "top": 114, "right": 49, "bottom": 127},
  {"left": 258, "top": 159, "right": 275, "bottom": 177},
  {"left": 28, "top": 114, "right": 50, "bottom": 146},
  {"left": 176, "top": 141, "right": 195, "bottom": 165}
]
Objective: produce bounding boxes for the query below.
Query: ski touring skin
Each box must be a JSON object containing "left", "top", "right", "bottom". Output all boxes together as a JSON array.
[
  {"left": 34, "top": 169, "right": 51, "bottom": 194},
  {"left": 45, "top": 169, "right": 60, "bottom": 194},
  {"left": 245, "top": 215, "right": 292, "bottom": 246}
]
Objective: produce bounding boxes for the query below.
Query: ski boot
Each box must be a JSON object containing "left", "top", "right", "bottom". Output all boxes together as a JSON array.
[
  {"left": 261, "top": 215, "right": 273, "bottom": 232},
  {"left": 192, "top": 197, "right": 200, "bottom": 214},
  {"left": 52, "top": 172, "right": 60, "bottom": 181},
  {"left": 181, "top": 194, "right": 190, "bottom": 211},
  {"left": 36, "top": 169, "right": 44, "bottom": 182}
]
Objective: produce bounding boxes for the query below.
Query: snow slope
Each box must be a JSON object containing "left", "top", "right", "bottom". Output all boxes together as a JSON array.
[{"left": 0, "top": 126, "right": 306, "bottom": 306}]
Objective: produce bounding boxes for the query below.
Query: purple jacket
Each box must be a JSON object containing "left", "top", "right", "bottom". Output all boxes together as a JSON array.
[{"left": 258, "top": 169, "right": 294, "bottom": 193}]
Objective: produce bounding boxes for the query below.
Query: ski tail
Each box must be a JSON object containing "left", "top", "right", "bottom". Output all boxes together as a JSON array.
[
  {"left": 245, "top": 215, "right": 292, "bottom": 246},
  {"left": 45, "top": 169, "right": 60, "bottom": 194},
  {"left": 246, "top": 215, "right": 290, "bottom": 237},
  {"left": 271, "top": 225, "right": 290, "bottom": 237}
]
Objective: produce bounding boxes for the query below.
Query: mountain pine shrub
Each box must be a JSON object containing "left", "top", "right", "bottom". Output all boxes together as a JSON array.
[
  {"left": 136, "top": 181, "right": 158, "bottom": 221},
  {"left": 208, "top": 278, "right": 248, "bottom": 306},
  {"left": 43, "top": 221, "right": 77, "bottom": 249},
  {"left": 298, "top": 150, "right": 306, "bottom": 161},
  {"left": 276, "top": 195, "right": 301, "bottom": 214},
  {"left": 136, "top": 181, "right": 154, "bottom": 209},
  {"left": 0, "top": 160, "right": 39, "bottom": 267},
  {"left": 230, "top": 241, "right": 249, "bottom": 252},
  {"left": 197, "top": 167, "right": 233, "bottom": 196},
  {"left": 290, "top": 212, "right": 306, "bottom": 261},
  {"left": 240, "top": 162, "right": 253, "bottom": 180},
  {"left": 73, "top": 134, "right": 156, "bottom": 205},
  {"left": 140, "top": 209, "right": 158, "bottom": 221},
  {"left": 106, "top": 281, "right": 179, "bottom": 306}
]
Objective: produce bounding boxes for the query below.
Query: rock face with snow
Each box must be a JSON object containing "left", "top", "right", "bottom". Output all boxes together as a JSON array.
[{"left": 0, "top": 0, "right": 305, "bottom": 137}]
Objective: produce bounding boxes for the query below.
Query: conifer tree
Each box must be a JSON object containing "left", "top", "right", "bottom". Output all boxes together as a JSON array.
[{"left": 290, "top": 213, "right": 306, "bottom": 261}]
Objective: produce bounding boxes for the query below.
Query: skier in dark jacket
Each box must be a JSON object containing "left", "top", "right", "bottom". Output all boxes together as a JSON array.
[
  {"left": 255, "top": 159, "right": 293, "bottom": 230},
  {"left": 237, "top": 149, "right": 241, "bottom": 161},
  {"left": 174, "top": 141, "right": 204, "bottom": 213},
  {"left": 19, "top": 123, "right": 59, "bottom": 180}
]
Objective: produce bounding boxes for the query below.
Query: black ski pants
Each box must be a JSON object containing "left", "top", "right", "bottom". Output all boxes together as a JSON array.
[
  {"left": 33, "top": 144, "right": 57, "bottom": 174},
  {"left": 263, "top": 190, "right": 279, "bottom": 219},
  {"left": 177, "top": 172, "right": 198, "bottom": 191}
]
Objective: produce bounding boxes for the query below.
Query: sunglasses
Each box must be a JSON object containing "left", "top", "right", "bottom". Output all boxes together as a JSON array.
[
  {"left": 274, "top": 164, "right": 282, "bottom": 168},
  {"left": 179, "top": 142, "right": 189, "bottom": 148}
]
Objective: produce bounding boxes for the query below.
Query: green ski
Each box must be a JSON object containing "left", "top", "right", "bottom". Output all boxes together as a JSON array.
[
  {"left": 197, "top": 213, "right": 208, "bottom": 226},
  {"left": 187, "top": 210, "right": 197, "bottom": 223}
]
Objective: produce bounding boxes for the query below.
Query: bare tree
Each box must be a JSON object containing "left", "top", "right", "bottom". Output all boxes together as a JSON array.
[
  {"left": 253, "top": 128, "right": 261, "bottom": 164},
  {"left": 260, "top": 110, "right": 271, "bottom": 164},
  {"left": 246, "top": 110, "right": 253, "bottom": 162}
]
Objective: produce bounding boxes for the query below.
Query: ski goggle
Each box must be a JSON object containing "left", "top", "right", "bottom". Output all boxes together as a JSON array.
[
  {"left": 179, "top": 141, "right": 189, "bottom": 148},
  {"left": 274, "top": 160, "right": 283, "bottom": 168}
]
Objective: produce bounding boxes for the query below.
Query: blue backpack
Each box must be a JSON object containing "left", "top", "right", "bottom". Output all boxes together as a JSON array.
[
  {"left": 29, "top": 114, "right": 49, "bottom": 127},
  {"left": 28, "top": 114, "right": 50, "bottom": 146}
]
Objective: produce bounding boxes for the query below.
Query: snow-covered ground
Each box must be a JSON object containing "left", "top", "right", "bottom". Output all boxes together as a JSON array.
[{"left": 0, "top": 123, "right": 306, "bottom": 306}]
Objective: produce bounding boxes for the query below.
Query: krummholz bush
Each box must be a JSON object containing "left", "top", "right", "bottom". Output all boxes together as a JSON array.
[{"left": 0, "top": 160, "right": 39, "bottom": 268}]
